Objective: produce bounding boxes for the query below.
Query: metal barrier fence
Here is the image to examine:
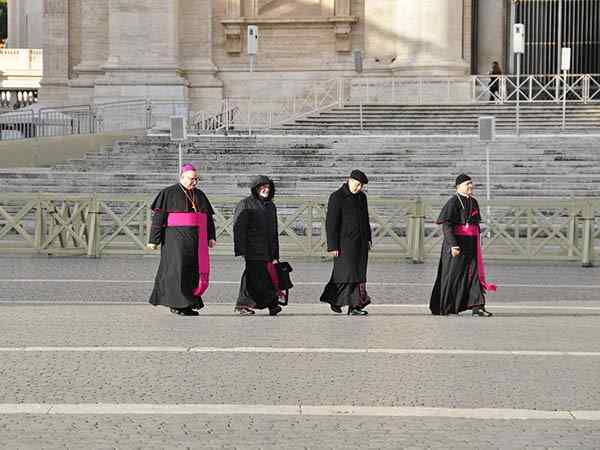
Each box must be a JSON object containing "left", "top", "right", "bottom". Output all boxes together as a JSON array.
[
  {"left": 0, "top": 100, "right": 189, "bottom": 141},
  {"left": 345, "top": 74, "right": 600, "bottom": 104},
  {"left": 2, "top": 75, "right": 600, "bottom": 139},
  {"left": 0, "top": 194, "right": 597, "bottom": 265}
]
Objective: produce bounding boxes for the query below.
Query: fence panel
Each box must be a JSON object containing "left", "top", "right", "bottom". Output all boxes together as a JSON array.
[{"left": 0, "top": 194, "right": 597, "bottom": 264}]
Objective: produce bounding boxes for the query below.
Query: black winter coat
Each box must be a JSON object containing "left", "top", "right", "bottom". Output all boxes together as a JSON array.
[
  {"left": 326, "top": 183, "right": 372, "bottom": 283},
  {"left": 233, "top": 176, "right": 279, "bottom": 261}
]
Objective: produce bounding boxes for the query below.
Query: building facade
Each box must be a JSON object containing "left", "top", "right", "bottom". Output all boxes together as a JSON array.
[
  {"left": 6, "top": 0, "right": 43, "bottom": 49},
  {"left": 38, "top": 0, "right": 599, "bottom": 109}
]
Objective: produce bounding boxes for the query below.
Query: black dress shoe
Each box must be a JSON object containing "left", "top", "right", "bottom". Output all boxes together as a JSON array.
[
  {"left": 472, "top": 308, "right": 493, "bottom": 317},
  {"left": 330, "top": 305, "right": 343, "bottom": 314},
  {"left": 269, "top": 305, "right": 282, "bottom": 316},
  {"left": 348, "top": 308, "right": 368, "bottom": 316},
  {"left": 170, "top": 307, "right": 199, "bottom": 316}
]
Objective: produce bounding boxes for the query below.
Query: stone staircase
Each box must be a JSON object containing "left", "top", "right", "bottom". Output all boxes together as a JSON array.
[
  {"left": 276, "top": 103, "right": 600, "bottom": 134},
  {"left": 1, "top": 135, "right": 599, "bottom": 198}
]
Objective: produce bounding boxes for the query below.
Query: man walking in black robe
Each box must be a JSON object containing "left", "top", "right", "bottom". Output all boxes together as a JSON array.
[
  {"left": 233, "top": 175, "right": 282, "bottom": 316},
  {"left": 320, "top": 170, "right": 372, "bottom": 315},
  {"left": 147, "top": 164, "right": 217, "bottom": 316},
  {"left": 430, "top": 174, "right": 495, "bottom": 316}
]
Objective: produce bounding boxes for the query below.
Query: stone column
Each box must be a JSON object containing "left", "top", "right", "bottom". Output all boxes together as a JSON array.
[
  {"left": 39, "top": 0, "right": 70, "bottom": 104},
  {"left": 95, "top": 0, "right": 187, "bottom": 101},
  {"left": 72, "top": 0, "right": 108, "bottom": 90},
  {"left": 180, "top": 0, "right": 223, "bottom": 111},
  {"left": 6, "top": 0, "right": 19, "bottom": 48},
  {"left": 390, "top": 0, "right": 469, "bottom": 75},
  {"left": 364, "top": 0, "right": 469, "bottom": 75}
]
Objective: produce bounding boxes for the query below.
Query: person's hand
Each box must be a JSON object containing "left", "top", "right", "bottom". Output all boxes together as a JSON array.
[
  {"left": 328, "top": 250, "right": 339, "bottom": 257},
  {"left": 208, "top": 239, "right": 217, "bottom": 248},
  {"left": 146, "top": 243, "right": 159, "bottom": 250},
  {"left": 451, "top": 247, "right": 461, "bottom": 257},
  {"left": 272, "top": 259, "right": 279, "bottom": 264}
]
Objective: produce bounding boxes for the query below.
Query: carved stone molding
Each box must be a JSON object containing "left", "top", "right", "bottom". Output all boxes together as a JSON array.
[{"left": 221, "top": 15, "right": 357, "bottom": 54}]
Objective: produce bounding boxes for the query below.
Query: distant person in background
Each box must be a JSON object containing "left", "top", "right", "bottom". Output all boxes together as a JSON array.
[
  {"left": 429, "top": 174, "right": 495, "bottom": 316},
  {"left": 489, "top": 61, "right": 503, "bottom": 101},
  {"left": 147, "top": 164, "right": 217, "bottom": 316}
]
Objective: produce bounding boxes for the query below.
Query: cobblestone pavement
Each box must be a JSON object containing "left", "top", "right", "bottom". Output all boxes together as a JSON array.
[{"left": 0, "top": 256, "right": 599, "bottom": 449}]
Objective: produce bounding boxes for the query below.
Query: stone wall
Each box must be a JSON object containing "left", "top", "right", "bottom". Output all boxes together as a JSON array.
[{"left": 39, "top": 0, "right": 505, "bottom": 107}]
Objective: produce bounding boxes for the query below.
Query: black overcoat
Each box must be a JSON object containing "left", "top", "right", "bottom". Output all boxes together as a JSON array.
[
  {"left": 326, "top": 183, "right": 372, "bottom": 283},
  {"left": 233, "top": 176, "right": 279, "bottom": 261}
]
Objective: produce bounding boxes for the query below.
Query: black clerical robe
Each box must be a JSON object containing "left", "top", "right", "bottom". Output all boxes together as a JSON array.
[
  {"left": 430, "top": 194, "right": 495, "bottom": 315},
  {"left": 320, "top": 183, "right": 372, "bottom": 309},
  {"left": 148, "top": 183, "right": 216, "bottom": 309}
]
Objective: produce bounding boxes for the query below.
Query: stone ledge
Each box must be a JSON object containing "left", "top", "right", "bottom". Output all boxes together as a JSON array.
[{"left": 220, "top": 16, "right": 358, "bottom": 26}]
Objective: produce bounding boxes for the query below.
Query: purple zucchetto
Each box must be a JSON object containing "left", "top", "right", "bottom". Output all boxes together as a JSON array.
[{"left": 180, "top": 164, "right": 196, "bottom": 174}]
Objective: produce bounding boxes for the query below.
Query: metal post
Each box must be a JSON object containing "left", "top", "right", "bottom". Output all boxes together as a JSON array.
[
  {"left": 581, "top": 203, "right": 594, "bottom": 267},
  {"left": 486, "top": 143, "right": 492, "bottom": 240},
  {"left": 178, "top": 142, "right": 182, "bottom": 180},
  {"left": 87, "top": 195, "right": 99, "bottom": 258},
  {"left": 34, "top": 199, "right": 43, "bottom": 251},
  {"left": 248, "top": 97, "right": 252, "bottom": 136},
  {"left": 557, "top": 0, "right": 563, "bottom": 78},
  {"left": 562, "top": 69, "right": 568, "bottom": 130},
  {"left": 516, "top": 52, "right": 521, "bottom": 136},
  {"left": 359, "top": 100, "right": 364, "bottom": 132},
  {"left": 411, "top": 198, "right": 425, "bottom": 264}
]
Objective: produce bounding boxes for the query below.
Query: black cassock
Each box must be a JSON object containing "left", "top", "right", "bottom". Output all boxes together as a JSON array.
[
  {"left": 148, "top": 183, "right": 216, "bottom": 309},
  {"left": 430, "top": 193, "right": 493, "bottom": 315},
  {"left": 233, "top": 176, "right": 280, "bottom": 310},
  {"left": 320, "top": 183, "right": 372, "bottom": 309}
]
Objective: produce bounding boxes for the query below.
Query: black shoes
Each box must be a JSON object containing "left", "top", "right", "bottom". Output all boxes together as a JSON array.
[
  {"left": 170, "top": 307, "right": 199, "bottom": 316},
  {"left": 330, "top": 305, "right": 343, "bottom": 314},
  {"left": 472, "top": 307, "right": 493, "bottom": 317},
  {"left": 269, "top": 305, "right": 282, "bottom": 316},
  {"left": 236, "top": 307, "right": 256, "bottom": 315},
  {"left": 348, "top": 308, "right": 368, "bottom": 316}
]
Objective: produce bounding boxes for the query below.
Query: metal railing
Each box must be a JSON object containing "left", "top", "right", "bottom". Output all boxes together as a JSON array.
[
  {"left": 193, "top": 78, "right": 343, "bottom": 133},
  {"left": 0, "top": 99, "right": 193, "bottom": 140},
  {"left": 0, "top": 193, "right": 597, "bottom": 265},
  {"left": 2, "top": 75, "right": 600, "bottom": 139},
  {"left": 347, "top": 74, "right": 600, "bottom": 105}
]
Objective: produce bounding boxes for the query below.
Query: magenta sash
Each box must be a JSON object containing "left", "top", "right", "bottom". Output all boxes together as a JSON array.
[
  {"left": 454, "top": 224, "right": 497, "bottom": 293},
  {"left": 167, "top": 212, "right": 210, "bottom": 297},
  {"left": 266, "top": 261, "right": 287, "bottom": 301}
]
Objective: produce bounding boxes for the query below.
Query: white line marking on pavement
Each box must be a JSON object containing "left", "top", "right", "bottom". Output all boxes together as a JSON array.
[
  {"left": 0, "top": 347, "right": 598, "bottom": 356},
  {"left": 0, "top": 279, "right": 599, "bottom": 289},
  {"left": 1, "top": 301, "right": 600, "bottom": 311},
  {"left": 0, "top": 403, "right": 596, "bottom": 420}
]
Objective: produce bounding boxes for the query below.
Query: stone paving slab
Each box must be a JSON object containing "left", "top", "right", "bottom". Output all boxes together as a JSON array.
[
  {"left": 1, "top": 305, "right": 600, "bottom": 352},
  {"left": 1, "top": 256, "right": 599, "bottom": 448},
  {"left": 2, "top": 351, "right": 599, "bottom": 410},
  {"left": 0, "top": 415, "right": 599, "bottom": 449},
  {"left": 0, "top": 256, "right": 598, "bottom": 305}
]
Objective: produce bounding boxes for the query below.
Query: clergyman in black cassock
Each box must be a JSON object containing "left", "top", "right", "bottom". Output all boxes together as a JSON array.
[
  {"left": 148, "top": 165, "right": 217, "bottom": 316},
  {"left": 233, "top": 175, "right": 282, "bottom": 316},
  {"left": 430, "top": 174, "right": 495, "bottom": 316},
  {"left": 320, "top": 170, "right": 372, "bottom": 315}
]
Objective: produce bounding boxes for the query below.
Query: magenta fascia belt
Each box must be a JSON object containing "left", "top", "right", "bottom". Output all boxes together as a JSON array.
[
  {"left": 454, "top": 224, "right": 497, "bottom": 293},
  {"left": 167, "top": 212, "right": 210, "bottom": 297}
]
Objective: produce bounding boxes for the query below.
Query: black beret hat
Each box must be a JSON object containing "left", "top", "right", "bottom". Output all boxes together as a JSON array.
[
  {"left": 455, "top": 173, "right": 472, "bottom": 186},
  {"left": 350, "top": 169, "right": 369, "bottom": 184}
]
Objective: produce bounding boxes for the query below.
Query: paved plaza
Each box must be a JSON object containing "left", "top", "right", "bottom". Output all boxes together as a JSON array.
[{"left": 0, "top": 255, "right": 599, "bottom": 449}]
